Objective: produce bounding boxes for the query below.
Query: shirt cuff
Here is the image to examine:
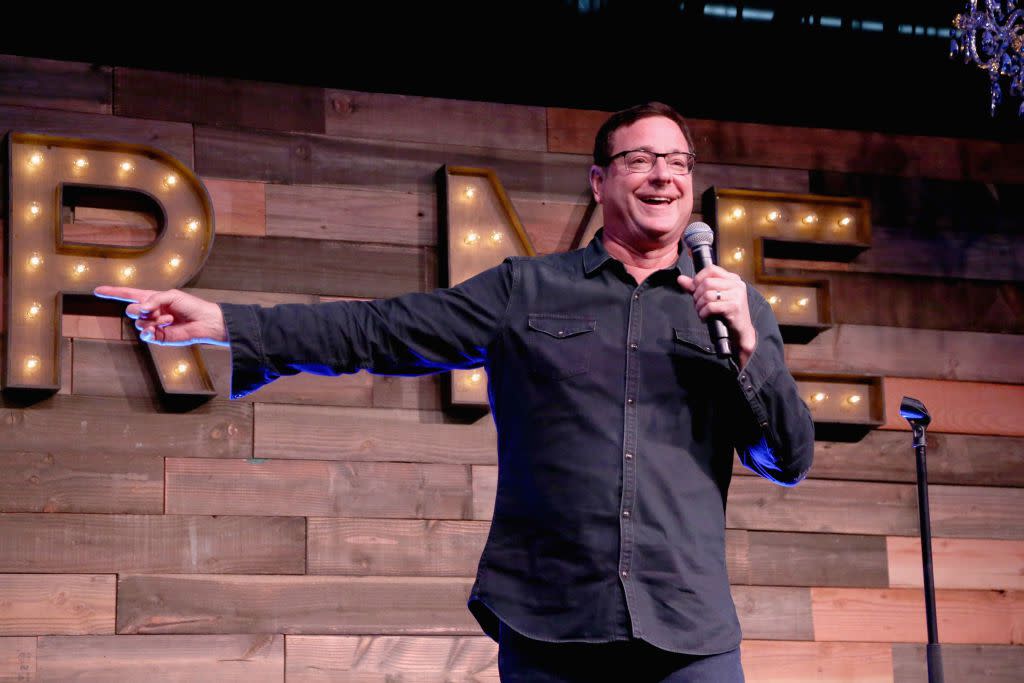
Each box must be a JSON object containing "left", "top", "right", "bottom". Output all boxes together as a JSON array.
[{"left": 220, "top": 303, "right": 269, "bottom": 399}]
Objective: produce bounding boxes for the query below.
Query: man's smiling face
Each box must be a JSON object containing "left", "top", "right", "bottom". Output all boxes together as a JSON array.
[{"left": 589, "top": 115, "right": 694, "bottom": 250}]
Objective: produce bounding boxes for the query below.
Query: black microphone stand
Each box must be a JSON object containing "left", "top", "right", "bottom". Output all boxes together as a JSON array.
[{"left": 900, "top": 396, "right": 943, "bottom": 683}]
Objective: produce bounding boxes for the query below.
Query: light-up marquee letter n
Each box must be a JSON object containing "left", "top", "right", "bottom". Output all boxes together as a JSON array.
[{"left": 4, "top": 132, "right": 215, "bottom": 394}]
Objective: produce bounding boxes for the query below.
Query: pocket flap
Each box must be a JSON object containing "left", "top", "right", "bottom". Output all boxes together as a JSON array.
[
  {"left": 528, "top": 315, "right": 597, "bottom": 339},
  {"left": 673, "top": 326, "right": 715, "bottom": 354}
]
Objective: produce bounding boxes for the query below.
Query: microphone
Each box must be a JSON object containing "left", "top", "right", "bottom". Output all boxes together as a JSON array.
[{"left": 683, "top": 222, "right": 732, "bottom": 358}]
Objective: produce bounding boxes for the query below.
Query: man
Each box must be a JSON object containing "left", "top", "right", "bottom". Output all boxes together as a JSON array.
[{"left": 97, "top": 102, "right": 814, "bottom": 682}]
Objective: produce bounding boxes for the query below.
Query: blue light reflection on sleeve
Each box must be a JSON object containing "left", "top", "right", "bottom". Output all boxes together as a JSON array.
[{"left": 740, "top": 436, "right": 801, "bottom": 487}]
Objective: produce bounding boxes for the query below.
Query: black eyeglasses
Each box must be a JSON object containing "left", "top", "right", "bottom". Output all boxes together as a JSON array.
[{"left": 608, "top": 149, "right": 696, "bottom": 176}]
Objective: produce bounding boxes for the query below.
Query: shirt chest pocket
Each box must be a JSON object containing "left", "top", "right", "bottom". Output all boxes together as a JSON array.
[
  {"left": 526, "top": 314, "right": 597, "bottom": 380},
  {"left": 672, "top": 326, "right": 736, "bottom": 375}
]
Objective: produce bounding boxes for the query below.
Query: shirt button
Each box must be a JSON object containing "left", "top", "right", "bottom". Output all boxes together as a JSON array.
[
  {"left": 621, "top": 570, "right": 629, "bottom": 578},
  {"left": 633, "top": 293, "right": 639, "bottom": 300},
  {"left": 622, "top": 510, "right": 630, "bottom": 518},
  {"left": 627, "top": 398, "right": 634, "bottom": 405},
  {"left": 624, "top": 452, "right": 634, "bottom": 460},
  {"left": 630, "top": 343, "right": 638, "bottom": 350}
]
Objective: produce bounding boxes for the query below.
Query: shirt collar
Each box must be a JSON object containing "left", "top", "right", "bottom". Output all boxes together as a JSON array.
[{"left": 583, "top": 228, "right": 696, "bottom": 278}]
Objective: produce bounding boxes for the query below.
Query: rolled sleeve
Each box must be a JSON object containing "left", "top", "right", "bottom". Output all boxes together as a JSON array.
[{"left": 733, "top": 292, "right": 815, "bottom": 486}]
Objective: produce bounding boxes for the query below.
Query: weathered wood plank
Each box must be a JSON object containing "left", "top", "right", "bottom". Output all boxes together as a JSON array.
[
  {"left": 928, "top": 484, "right": 1024, "bottom": 541},
  {"left": 547, "top": 107, "right": 1024, "bottom": 183},
  {"left": 326, "top": 89, "right": 547, "bottom": 151},
  {"left": 882, "top": 378, "right": 1024, "bottom": 437},
  {"left": 745, "top": 431, "right": 1024, "bottom": 488},
  {"left": 0, "top": 104, "right": 194, "bottom": 166},
  {"left": 785, "top": 325, "right": 1024, "bottom": 385},
  {"left": 306, "top": 518, "right": 488, "bottom": 576},
  {"left": 0, "top": 514, "right": 305, "bottom": 574},
  {"left": 194, "top": 124, "right": 591, "bottom": 199},
  {"left": 0, "top": 394, "right": 252, "bottom": 460},
  {"left": 0, "top": 637, "right": 36, "bottom": 683},
  {"left": 164, "top": 458, "right": 474, "bottom": 519},
  {"left": 0, "top": 575, "right": 115, "bottom": 636},
  {"left": 0, "top": 453, "right": 162, "bottom": 514},
  {"left": 811, "top": 587, "right": 1024, "bottom": 644},
  {"left": 0, "top": 55, "right": 111, "bottom": 114},
  {"left": 892, "top": 643, "right": 1024, "bottom": 683},
  {"left": 36, "top": 634, "right": 283, "bottom": 682},
  {"left": 115, "top": 67, "right": 324, "bottom": 134},
  {"left": 741, "top": 640, "right": 894, "bottom": 683},
  {"left": 733, "top": 586, "right": 813, "bottom": 641},
  {"left": 116, "top": 575, "right": 478, "bottom": 635},
  {"left": 204, "top": 178, "right": 266, "bottom": 236},
  {"left": 733, "top": 478, "right": 919, "bottom": 536},
  {"left": 766, "top": 227, "right": 1024, "bottom": 283},
  {"left": 285, "top": 635, "right": 498, "bottom": 683},
  {"left": 743, "top": 531, "right": 889, "bottom": 588},
  {"left": 192, "top": 235, "right": 435, "bottom": 298},
  {"left": 471, "top": 465, "right": 497, "bottom": 522},
  {"left": 888, "top": 537, "right": 1024, "bottom": 591},
  {"left": 728, "top": 478, "right": 1024, "bottom": 540},
  {"left": 253, "top": 404, "right": 496, "bottom": 464},
  {"left": 265, "top": 183, "right": 434, "bottom": 245}
]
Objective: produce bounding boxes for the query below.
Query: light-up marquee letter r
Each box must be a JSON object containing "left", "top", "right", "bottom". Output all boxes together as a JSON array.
[{"left": 4, "top": 132, "right": 214, "bottom": 393}]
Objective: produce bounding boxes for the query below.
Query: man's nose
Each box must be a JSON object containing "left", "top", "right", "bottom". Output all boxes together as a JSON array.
[{"left": 648, "top": 157, "right": 673, "bottom": 181}]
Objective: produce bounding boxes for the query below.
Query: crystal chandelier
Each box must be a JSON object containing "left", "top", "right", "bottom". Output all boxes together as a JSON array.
[{"left": 951, "top": 1, "right": 1024, "bottom": 116}]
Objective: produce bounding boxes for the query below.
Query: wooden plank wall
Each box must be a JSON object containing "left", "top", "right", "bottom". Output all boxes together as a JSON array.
[{"left": 1, "top": 53, "right": 1022, "bottom": 682}]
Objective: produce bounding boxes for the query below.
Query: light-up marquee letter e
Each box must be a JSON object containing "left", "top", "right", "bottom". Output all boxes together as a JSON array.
[{"left": 4, "top": 132, "right": 215, "bottom": 395}]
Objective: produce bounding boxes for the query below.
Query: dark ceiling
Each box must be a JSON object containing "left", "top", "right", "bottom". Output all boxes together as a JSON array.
[{"left": 8, "top": 1, "right": 1022, "bottom": 142}]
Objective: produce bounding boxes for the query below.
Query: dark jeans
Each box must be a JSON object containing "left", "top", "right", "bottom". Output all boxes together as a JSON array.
[{"left": 498, "top": 622, "right": 745, "bottom": 683}]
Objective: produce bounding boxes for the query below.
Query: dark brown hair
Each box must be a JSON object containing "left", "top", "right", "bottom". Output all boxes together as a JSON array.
[{"left": 592, "top": 102, "right": 696, "bottom": 167}]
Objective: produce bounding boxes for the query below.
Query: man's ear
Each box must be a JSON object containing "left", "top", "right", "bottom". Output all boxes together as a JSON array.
[{"left": 589, "top": 165, "right": 605, "bottom": 204}]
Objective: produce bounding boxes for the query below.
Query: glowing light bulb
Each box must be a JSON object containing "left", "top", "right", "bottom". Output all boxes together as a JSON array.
[
  {"left": 29, "top": 202, "right": 42, "bottom": 217},
  {"left": 767, "top": 295, "right": 781, "bottom": 307},
  {"left": 469, "top": 371, "right": 482, "bottom": 384},
  {"left": 164, "top": 174, "right": 178, "bottom": 188},
  {"left": 846, "top": 394, "right": 862, "bottom": 406},
  {"left": 490, "top": 231, "right": 503, "bottom": 244},
  {"left": 728, "top": 207, "right": 745, "bottom": 220},
  {"left": 120, "top": 265, "right": 137, "bottom": 280},
  {"left": 167, "top": 255, "right": 183, "bottom": 269},
  {"left": 185, "top": 217, "right": 201, "bottom": 234},
  {"left": 464, "top": 231, "right": 480, "bottom": 246},
  {"left": 24, "top": 356, "right": 41, "bottom": 372},
  {"left": 173, "top": 361, "right": 190, "bottom": 377},
  {"left": 465, "top": 187, "right": 476, "bottom": 199},
  {"left": 73, "top": 157, "right": 89, "bottom": 170},
  {"left": 766, "top": 210, "right": 782, "bottom": 223},
  {"left": 120, "top": 161, "right": 135, "bottom": 173},
  {"left": 72, "top": 262, "right": 88, "bottom": 276},
  {"left": 802, "top": 213, "right": 818, "bottom": 225},
  {"left": 26, "top": 302, "right": 43, "bottom": 320},
  {"left": 27, "top": 253, "right": 44, "bottom": 270},
  {"left": 28, "top": 152, "right": 44, "bottom": 167},
  {"left": 837, "top": 215, "right": 853, "bottom": 228},
  {"left": 796, "top": 297, "right": 809, "bottom": 308},
  {"left": 731, "top": 247, "right": 745, "bottom": 263},
  {"left": 812, "top": 392, "right": 828, "bottom": 403}
]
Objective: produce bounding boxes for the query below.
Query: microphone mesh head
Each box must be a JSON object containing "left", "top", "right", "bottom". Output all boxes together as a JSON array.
[{"left": 683, "top": 222, "right": 714, "bottom": 249}]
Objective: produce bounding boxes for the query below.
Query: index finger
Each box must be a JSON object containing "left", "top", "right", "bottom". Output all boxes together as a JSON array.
[{"left": 94, "top": 286, "right": 155, "bottom": 303}]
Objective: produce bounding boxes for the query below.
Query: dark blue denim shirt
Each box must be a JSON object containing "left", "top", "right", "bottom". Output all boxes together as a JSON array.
[{"left": 220, "top": 232, "right": 814, "bottom": 655}]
